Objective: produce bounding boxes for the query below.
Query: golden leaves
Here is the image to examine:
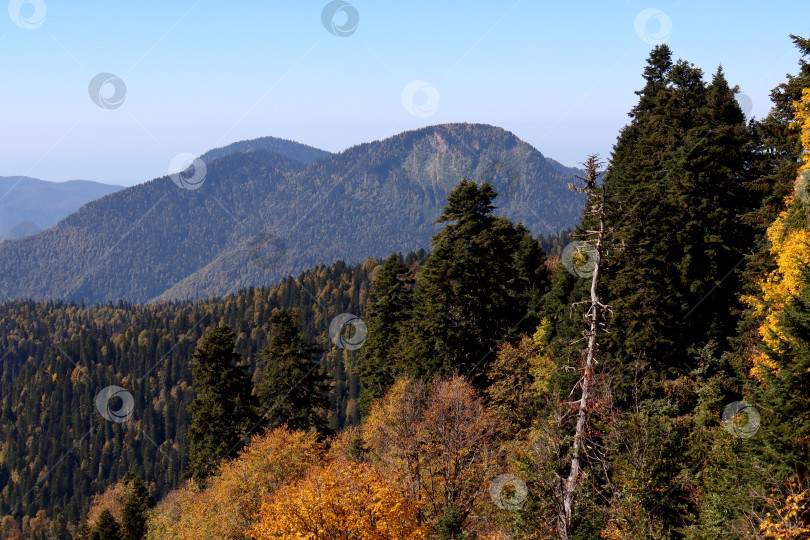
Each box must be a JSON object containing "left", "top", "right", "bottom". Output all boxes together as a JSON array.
[
  {"left": 757, "top": 489, "right": 810, "bottom": 538},
  {"left": 745, "top": 87, "right": 810, "bottom": 380},
  {"left": 146, "top": 427, "right": 322, "bottom": 539},
  {"left": 249, "top": 459, "right": 429, "bottom": 540}
]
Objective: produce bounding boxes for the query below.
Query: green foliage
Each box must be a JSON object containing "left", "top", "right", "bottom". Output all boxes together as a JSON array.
[
  {"left": 255, "top": 308, "right": 330, "bottom": 435},
  {"left": 396, "top": 180, "right": 549, "bottom": 385},
  {"left": 744, "top": 35, "right": 810, "bottom": 227},
  {"left": 187, "top": 325, "right": 257, "bottom": 487},
  {"left": 92, "top": 510, "right": 122, "bottom": 540},
  {"left": 358, "top": 252, "right": 414, "bottom": 413},
  {"left": 599, "top": 47, "right": 755, "bottom": 402},
  {"left": 120, "top": 473, "right": 153, "bottom": 540},
  {"left": 756, "top": 265, "right": 810, "bottom": 473},
  {"left": 435, "top": 507, "right": 467, "bottom": 540}
]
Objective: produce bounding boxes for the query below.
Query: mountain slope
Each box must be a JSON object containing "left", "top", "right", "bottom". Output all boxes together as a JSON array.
[
  {"left": 0, "top": 177, "right": 122, "bottom": 237},
  {"left": 0, "top": 124, "right": 584, "bottom": 303}
]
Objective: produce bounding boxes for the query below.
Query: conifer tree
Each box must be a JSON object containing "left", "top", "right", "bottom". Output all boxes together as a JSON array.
[
  {"left": 757, "top": 271, "right": 810, "bottom": 473},
  {"left": 120, "top": 472, "right": 154, "bottom": 540},
  {"left": 397, "top": 179, "right": 548, "bottom": 385},
  {"left": 358, "top": 253, "right": 413, "bottom": 413},
  {"left": 600, "top": 47, "right": 754, "bottom": 400},
  {"left": 93, "top": 510, "right": 122, "bottom": 540},
  {"left": 186, "top": 325, "right": 256, "bottom": 487},
  {"left": 255, "top": 308, "right": 330, "bottom": 435},
  {"left": 746, "top": 35, "right": 810, "bottom": 225}
]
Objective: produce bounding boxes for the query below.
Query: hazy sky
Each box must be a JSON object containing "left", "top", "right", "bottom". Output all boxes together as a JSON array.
[{"left": 1, "top": 1, "right": 808, "bottom": 186}]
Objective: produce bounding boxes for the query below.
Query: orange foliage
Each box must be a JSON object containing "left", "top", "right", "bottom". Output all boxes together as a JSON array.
[
  {"left": 83, "top": 479, "right": 136, "bottom": 531},
  {"left": 146, "top": 427, "right": 322, "bottom": 539},
  {"left": 249, "top": 459, "right": 430, "bottom": 539}
]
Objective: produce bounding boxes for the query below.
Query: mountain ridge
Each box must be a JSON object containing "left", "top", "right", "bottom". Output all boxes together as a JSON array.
[
  {"left": 0, "top": 123, "right": 584, "bottom": 304},
  {"left": 0, "top": 177, "right": 123, "bottom": 240}
]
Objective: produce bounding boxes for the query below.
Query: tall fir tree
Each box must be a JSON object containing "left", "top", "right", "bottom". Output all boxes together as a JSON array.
[
  {"left": 396, "top": 179, "right": 548, "bottom": 386},
  {"left": 255, "top": 308, "right": 330, "bottom": 435},
  {"left": 358, "top": 253, "right": 413, "bottom": 413},
  {"left": 120, "top": 472, "right": 153, "bottom": 540},
  {"left": 92, "top": 510, "right": 122, "bottom": 540},
  {"left": 599, "top": 48, "right": 754, "bottom": 401},
  {"left": 186, "top": 325, "right": 256, "bottom": 487}
]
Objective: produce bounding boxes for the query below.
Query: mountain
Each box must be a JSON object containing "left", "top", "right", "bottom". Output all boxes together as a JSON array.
[
  {"left": 0, "top": 220, "right": 42, "bottom": 241},
  {"left": 0, "top": 177, "right": 122, "bottom": 239},
  {"left": 0, "top": 123, "right": 584, "bottom": 304},
  {"left": 199, "top": 135, "right": 331, "bottom": 165}
]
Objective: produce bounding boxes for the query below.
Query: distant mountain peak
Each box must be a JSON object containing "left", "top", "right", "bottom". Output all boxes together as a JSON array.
[
  {"left": 199, "top": 135, "right": 331, "bottom": 165},
  {"left": 0, "top": 125, "right": 584, "bottom": 304}
]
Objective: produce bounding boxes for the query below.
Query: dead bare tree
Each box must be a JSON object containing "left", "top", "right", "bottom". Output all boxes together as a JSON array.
[{"left": 558, "top": 155, "right": 611, "bottom": 538}]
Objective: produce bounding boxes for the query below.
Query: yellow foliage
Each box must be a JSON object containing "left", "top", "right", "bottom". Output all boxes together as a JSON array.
[
  {"left": 324, "top": 425, "right": 361, "bottom": 462},
  {"left": 600, "top": 498, "right": 646, "bottom": 540},
  {"left": 757, "top": 489, "right": 810, "bottom": 538},
  {"left": 486, "top": 321, "right": 554, "bottom": 433},
  {"left": 529, "top": 319, "right": 555, "bottom": 395},
  {"left": 742, "top": 211, "right": 810, "bottom": 379},
  {"left": 84, "top": 479, "right": 136, "bottom": 531},
  {"left": 146, "top": 427, "right": 322, "bottom": 540},
  {"left": 796, "top": 88, "right": 810, "bottom": 164},
  {"left": 249, "top": 459, "right": 430, "bottom": 539},
  {"left": 743, "top": 87, "right": 810, "bottom": 380}
]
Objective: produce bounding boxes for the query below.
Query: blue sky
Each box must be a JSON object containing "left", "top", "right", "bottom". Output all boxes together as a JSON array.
[{"left": 1, "top": 0, "right": 808, "bottom": 185}]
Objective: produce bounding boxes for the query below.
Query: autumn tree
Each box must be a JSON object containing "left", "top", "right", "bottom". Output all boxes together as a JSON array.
[
  {"left": 146, "top": 427, "right": 322, "bottom": 540},
  {"left": 363, "top": 376, "right": 498, "bottom": 537},
  {"left": 485, "top": 321, "right": 555, "bottom": 435},
  {"left": 75, "top": 473, "right": 152, "bottom": 540},
  {"left": 0, "top": 516, "right": 21, "bottom": 539},
  {"left": 755, "top": 486, "right": 810, "bottom": 538},
  {"left": 249, "top": 459, "right": 430, "bottom": 539}
]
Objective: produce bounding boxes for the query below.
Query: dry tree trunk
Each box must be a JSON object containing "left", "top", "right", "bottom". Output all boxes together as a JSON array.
[{"left": 559, "top": 155, "right": 609, "bottom": 539}]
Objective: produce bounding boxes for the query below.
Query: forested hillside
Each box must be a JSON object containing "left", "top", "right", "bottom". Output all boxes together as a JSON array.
[
  {"left": 198, "top": 136, "right": 331, "bottom": 165},
  {"left": 0, "top": 124, "right": 583, "bottom": 305},
  {"left": 4, "top": 33, "right": 810, "bottom": 540},
  {"left": 0, "top": 256, "right": 388, "bottom": 534}
]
